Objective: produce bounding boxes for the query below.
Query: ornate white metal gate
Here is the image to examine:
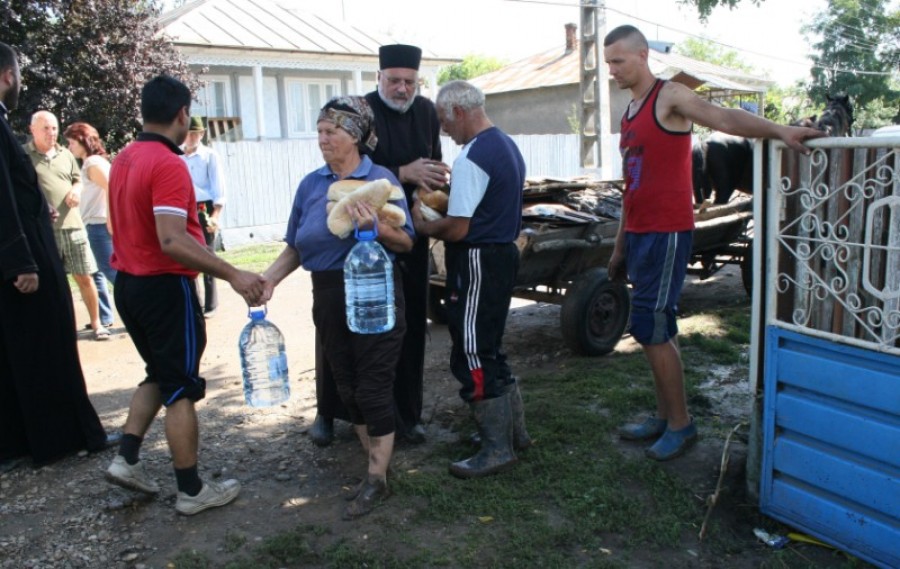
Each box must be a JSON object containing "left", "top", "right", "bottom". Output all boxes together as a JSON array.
[{"left": 755, "top": 136, "right": 900, "bottom": 568}]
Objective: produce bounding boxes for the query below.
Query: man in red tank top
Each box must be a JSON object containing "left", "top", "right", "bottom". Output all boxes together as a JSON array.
[{"left": 603, "top": 25, "right": 824, "bottom": 461}]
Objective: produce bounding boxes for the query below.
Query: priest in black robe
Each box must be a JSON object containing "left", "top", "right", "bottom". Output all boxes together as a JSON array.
[
  {"left": 0, "top": 42, "right": 111, "bottom": 471},
  {"left": 308, "top": 44, "right": 449, "bottom": 446},
  {"left": 365, "top": 44, "right": 449, "bottom": 443}
]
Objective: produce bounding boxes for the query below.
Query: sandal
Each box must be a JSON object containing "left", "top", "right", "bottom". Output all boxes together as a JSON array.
[
  {"left": 93, "top": 327, "right": 111, "bottom": 341},
  {"left": 342, "top": 475, "right": 391, "bottom": 520}
]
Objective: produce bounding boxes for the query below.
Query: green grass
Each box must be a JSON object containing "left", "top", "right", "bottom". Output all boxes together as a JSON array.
[
  {"left": 163, "top": 247, "right": 859, "bottom": 569},
  {"left": 66, "top": 241, "right": 286, "bottom": 293},
  {"left": 219, "top": 242, "right": 285, "bottom": 273}
]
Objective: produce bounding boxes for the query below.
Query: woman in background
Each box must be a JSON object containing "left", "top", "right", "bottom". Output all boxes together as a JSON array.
[{"left": 64, "top": 122, "right": 117, "bottom": 300}]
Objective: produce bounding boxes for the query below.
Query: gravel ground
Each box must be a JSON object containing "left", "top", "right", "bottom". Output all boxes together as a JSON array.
[{"left": 0, "top": 264, "right": 759, "bottom": 568}]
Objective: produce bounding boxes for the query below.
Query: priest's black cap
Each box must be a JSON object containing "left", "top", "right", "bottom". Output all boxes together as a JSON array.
[{"left": 379, "top": 44, "right": 422, "bottom": 70}]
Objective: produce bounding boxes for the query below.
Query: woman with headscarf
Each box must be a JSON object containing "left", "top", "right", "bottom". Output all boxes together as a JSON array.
[{"left": 261, "top": 96, "right": 414, "bottom": 520}]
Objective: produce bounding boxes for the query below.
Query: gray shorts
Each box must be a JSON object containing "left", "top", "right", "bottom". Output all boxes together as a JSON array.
[{"left": 53, "top": 228, "right": 98, "bottom": 276}]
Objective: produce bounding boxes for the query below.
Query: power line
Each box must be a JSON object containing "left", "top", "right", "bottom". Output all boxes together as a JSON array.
[{"left": 502, "top": 0, "right": 896, "bottom": 78}]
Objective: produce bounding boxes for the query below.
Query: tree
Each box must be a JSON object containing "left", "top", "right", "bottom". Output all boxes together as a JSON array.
[
  {"left": 679, "top": 0, "right": 764, "bottom": 20},
  {"left": 0, "top": 0, "right": 199, "bottom": 152},
  {"left": 437, "top": 54, "right": 506, "bottom": 85},
  {"left": 763, "top": 83, "right": 819, "bottom": 125},
  {"left": 674, "top": 37, "right": 755, "bottom": 73},
  {"left": 674, "top": 37, "right": 804, "bottom": 124},
  {"left": 803, "top": 0, "right": 900, "bottom": 128}
]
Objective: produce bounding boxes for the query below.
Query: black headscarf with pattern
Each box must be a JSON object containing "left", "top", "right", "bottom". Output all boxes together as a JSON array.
[{"left": 317, "top": 95, "right": 378, "bottom": 153}]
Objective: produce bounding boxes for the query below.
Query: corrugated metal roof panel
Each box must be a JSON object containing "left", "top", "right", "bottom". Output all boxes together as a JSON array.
[
  {"left": 158, "top": 0, "right": 453, "bottom": 62},
  {"left": 472, "top": 45, "right": 579, "bottom": 94}
]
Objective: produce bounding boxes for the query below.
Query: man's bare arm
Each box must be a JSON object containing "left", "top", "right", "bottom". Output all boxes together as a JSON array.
[
  {"left": 410, "top": 200, "right": 470, "bottom": 242},
  {"left": 155, "top": 213, "right": 266, "bottom": 304},
  {"left": 662, "top": 82, "right": 826, "bottom": 154}
]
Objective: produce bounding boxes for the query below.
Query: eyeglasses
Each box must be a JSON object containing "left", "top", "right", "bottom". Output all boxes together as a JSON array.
[{"left": 383, "top": 76, "right": 419, "bottom": 88}]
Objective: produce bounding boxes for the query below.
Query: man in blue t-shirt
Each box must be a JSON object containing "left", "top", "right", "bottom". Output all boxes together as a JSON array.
[{"left": 411, "top": 80, "right": 531, "bottom": 479}]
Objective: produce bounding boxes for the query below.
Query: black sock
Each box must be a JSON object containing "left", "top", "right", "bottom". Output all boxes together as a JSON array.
[
  {"left": 118, "top": 434, "right": 143, "bottom": 465},
  {"left": 174, "top": 465, "right": 203, "bottom": 496}
]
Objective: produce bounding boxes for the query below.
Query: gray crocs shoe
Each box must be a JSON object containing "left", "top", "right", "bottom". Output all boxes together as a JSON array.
[{"left": 618, "top": 416, "right": 667, "bottom": 441}]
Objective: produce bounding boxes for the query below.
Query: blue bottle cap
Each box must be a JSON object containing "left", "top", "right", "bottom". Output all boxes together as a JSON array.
[
  {"left": 248, "top": 306, "right": 267, "bottom": 320},
  {"left": 353, "top": 219, "right": 378, "bottom": 242}
]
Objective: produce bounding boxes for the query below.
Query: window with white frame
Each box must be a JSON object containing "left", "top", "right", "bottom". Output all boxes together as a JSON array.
[
  {"left": 194, "top": 76, "right": 232, "bottom": 117},
  {"left": 285, "top": 79, "right": 340, "bottom": 137}
]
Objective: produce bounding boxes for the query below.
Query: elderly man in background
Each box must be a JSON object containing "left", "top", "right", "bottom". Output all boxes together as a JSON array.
[
  {"left": 26, "top": 110, "right": 113, "bottom": 339},
  {"left": 181, "top": 116, "right": 226, "bottom": 318}
]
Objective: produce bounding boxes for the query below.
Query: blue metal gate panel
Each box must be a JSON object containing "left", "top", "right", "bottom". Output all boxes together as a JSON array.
[{"left": 760, "top": 328, "right": 900, "bottom": 569}]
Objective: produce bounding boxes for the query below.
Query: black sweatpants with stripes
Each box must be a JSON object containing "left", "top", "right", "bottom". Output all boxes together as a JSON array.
[{"left": 444, "top": 242, "right": 518, "bottom": 403}]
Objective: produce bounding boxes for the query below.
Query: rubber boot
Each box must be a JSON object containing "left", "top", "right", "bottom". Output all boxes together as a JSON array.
[
  {"left": 449, "top": 393, "right": 518, "bottom": 479},
  {"left": 469, "top": 382, "right": 532, "bottom": 450},
  {"left": 309, "top": 414, "right": 334, "bottom": 447}
]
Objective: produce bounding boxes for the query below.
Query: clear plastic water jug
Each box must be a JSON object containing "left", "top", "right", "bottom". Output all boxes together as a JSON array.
[
  {"left": 238, "top": 307, "right": 290, "bottom": 407},
  {"left": 344, "top": 224, "right": 395, "bottom": 334}
]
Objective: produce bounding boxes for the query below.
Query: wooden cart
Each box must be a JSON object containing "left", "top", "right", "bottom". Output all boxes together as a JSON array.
[{"left": 427, "top": 182, "right": 753, "bottom": 356}]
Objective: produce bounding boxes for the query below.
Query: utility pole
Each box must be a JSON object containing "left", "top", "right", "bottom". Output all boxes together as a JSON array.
[{"left": 579, "top": 0, "right": 612, "bottom": 179}]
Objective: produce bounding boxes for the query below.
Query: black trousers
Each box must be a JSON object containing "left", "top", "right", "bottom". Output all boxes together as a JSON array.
[
  {"left": 444, "top": 242, "right": 518, "bottom": 402},
  {"left": 311, "top": 269, "right": 406, "bottom": 437},
  {"left": 115, "top": 273, "right": 207, "bottom": 405},
  {"left": 314, "top": 236, "right": 429, "bottom": 433},
  {"left": 392, "top": 235, "right": 429, "bottom": 429},
  {"left": 198, "top": 199, "right": 218, "bottom": 313}
]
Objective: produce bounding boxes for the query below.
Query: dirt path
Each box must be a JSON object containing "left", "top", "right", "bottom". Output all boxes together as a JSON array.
[{"left": 1, "top": 264, "right": 760, "bottom": 568}]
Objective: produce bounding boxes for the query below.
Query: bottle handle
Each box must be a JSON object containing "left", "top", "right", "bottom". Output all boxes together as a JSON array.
[
  {"left": 247, "top": 305, "right": 267, "bottom": 318},
  {"left": 353, "top": 218, "right": 378, "bottom": 241}
]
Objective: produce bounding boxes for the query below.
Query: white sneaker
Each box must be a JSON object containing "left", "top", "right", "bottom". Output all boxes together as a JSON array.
[
  {"left": 105, "top": 456, "right": 160, "bottom": 494},
  {"left": 175, "top": 479, "right": 241, "bottom": 516}
]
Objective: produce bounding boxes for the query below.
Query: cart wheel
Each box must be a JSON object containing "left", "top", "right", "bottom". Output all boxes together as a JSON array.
[
  {"left": 561, "top": 268, "right": 631, "bottom": 356},
  {"left": 427, "top": 284, "right": 447, "bottom": 325},
  {"left": 740, "top": 245, "right": 753, "bottom": 297}
]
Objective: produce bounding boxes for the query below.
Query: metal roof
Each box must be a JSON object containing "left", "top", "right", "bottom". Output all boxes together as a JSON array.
[
  {"left": 157, "top": 0, "right": 457, "bottom": 64},
  {"left": 471, "top": 41, "right": 773, "bottom": 96}
]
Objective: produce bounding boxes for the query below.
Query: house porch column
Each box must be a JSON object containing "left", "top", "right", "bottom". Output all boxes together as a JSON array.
[{"left": 253, "top": 65, "right": 266, "bottom": 140}]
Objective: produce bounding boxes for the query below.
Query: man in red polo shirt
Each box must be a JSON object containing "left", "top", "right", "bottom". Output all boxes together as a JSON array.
[{"left": 104, "top": 75, "right": 266, "bottom": 515}]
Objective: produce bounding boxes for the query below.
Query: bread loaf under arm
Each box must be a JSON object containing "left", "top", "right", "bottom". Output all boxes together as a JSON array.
[{"left": 326, "top": 178, "right": 395, "bottom": 238}]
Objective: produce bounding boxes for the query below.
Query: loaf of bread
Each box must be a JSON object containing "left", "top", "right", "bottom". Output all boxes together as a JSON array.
[
  {"left": 418, "top": 188, "right": 449, "bottom": 214},
  {"left": 418, "top": 202, "right": 443, "bottom": 222},
  {"left": 326, "top": 178, "right": 396, "bottom": 238},
  {"left": 328, "top": 179, "right": 403, "bottom": 202},
  {"left": 378, "top": 203, "right": 407, "bottom": 228}
]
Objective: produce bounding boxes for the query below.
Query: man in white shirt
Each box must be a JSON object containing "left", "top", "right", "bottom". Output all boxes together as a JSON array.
[{"left": 181, "top": 116, "right": 226, "bottom": 317}]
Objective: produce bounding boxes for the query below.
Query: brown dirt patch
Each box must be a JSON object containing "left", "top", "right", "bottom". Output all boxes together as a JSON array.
[{"left": 0, "top": 264, "right": 862, "bottom": 568}]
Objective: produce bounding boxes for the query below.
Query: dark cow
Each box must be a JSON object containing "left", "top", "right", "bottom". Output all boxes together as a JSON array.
[{"left": 815, "top": 94, "right": 854, "bottom": 136}]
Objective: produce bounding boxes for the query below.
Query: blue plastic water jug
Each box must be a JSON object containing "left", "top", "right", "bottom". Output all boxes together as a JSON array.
[
  {"left": 344, "top": 223, "right": 395, "bottom": 334},
  {"left": 238, "top": 307, "right": 290, "bottom": 407}
]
